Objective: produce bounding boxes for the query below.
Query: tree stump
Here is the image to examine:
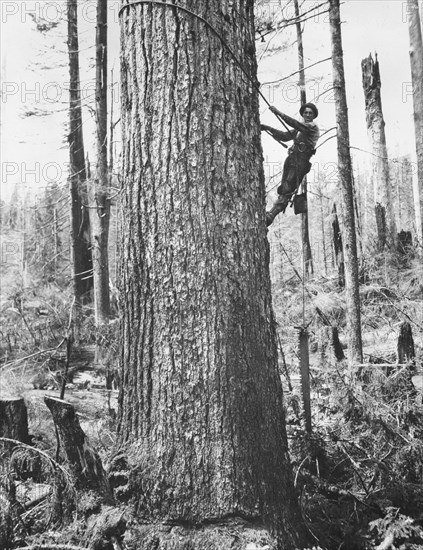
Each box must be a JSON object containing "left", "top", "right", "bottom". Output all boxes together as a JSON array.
[
  {"left": 397, "top": 322, "right": 415, "bottom": 365},
  {"left": 44, "top": 396, "right": 113, "bottom": 506},
  {"left": 0, "top": 397, "right": 30, "bottom": 443},
  {"left": 397, "top": 230, "right": 413, "bottom": 255}
]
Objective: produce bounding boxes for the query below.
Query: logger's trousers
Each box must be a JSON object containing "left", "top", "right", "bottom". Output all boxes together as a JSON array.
[{"left": 266, "top": 151, "right": 313, "bottom": 226}]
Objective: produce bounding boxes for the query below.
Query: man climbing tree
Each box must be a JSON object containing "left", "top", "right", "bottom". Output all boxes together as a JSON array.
[{"left": 261, "top": 102, "right": 320, "bottom": 225}]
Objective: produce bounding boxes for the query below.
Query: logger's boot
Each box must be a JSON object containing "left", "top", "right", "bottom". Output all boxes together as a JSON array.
[{"left": 266, "top": 195, "right": 289, "bottom": 226}]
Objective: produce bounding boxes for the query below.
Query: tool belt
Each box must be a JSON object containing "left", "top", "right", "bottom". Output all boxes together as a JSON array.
[{"left": 289, "top": 142, "right": 316, "bottom": 156}]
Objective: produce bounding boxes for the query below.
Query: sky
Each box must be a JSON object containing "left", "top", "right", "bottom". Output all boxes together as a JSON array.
[
  {"left": 258, "top": 0, "right": 420, "bottom": 192},
  {"left": 0, "top": 0, "right": 421, "bottom": 203},
  {"left": 0, "top": 0, "right": 121, "bottom": 202}
]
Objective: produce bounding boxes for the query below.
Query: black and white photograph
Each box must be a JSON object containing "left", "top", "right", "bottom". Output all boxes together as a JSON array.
[{"left": 1, "top": 1, "right": 423, "bottom": 548}]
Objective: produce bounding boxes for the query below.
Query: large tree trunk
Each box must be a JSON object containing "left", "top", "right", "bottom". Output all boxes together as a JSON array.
[
  {"left": 329, "top": 0, "right": 363, "bottom": 365},
  {"left": 407, "top": 0, "right": 423, "bottom": 243},
  {"left": 68, "top": 0, "right": 92, "bottom": 304},
  {"left": 294, "top": 0, "right": 313, "bottom": 278},
  {"left": 361, "top": 53, "right": 397, "bottom": 251},
  {"left": 89, "top": 0, "right": 111, "bottom": 326},
  {"left": 118, "top": 1, "right": 305, "bottom": 548}
]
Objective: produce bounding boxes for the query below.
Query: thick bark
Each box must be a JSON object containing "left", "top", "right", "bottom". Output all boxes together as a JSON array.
[
  {"left": 89, "top": 0, "right": 111, "bottom": 325},
  {"left": 118, "top": 1, "right": 305, "bottom": 547},
  {"left": 361, "top": 53, "right": 396, "bottom": 250},
  {"left": 329, "top": 0, "right": 363, "bottom": 365},
  {"left": 407, "top": 0, "right": 423, "bottom": 242},
  {"left": 44, "top": 396, "right": 113, "bottom": 504},
  {"left": 68, "top": 0, "right": 93, "bottom": 303},
  {"left": 294, "top": 0, "right": 313, "bottom": 277},
  {"left": 0, "top": 397, "right": 30, "bottom": 444}
]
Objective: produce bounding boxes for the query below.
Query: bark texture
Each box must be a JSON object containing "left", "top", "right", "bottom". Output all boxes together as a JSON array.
[
  {"left": 89, "top": 0, "right": 111, "bottom": 325},
  {"left": 44, "top": 396, "right": 113, "bottom": 504},
  {"left": 361, "top": 53, "right": 396, "bottom": 250},
  {"left": 68, "top": 0, "right": 93, "bottom": 303},
  {"left": 407, "top": 0, "right": 423, "bottom": 242},
  {"left": 329, "top": 0, "right": 363, "bottom": 365},
  {"left": 0, "top": 397, "right": 29, "bottom": 444},
  {"left": 118, "top": 1, "right": 304, "bottom": 547}
]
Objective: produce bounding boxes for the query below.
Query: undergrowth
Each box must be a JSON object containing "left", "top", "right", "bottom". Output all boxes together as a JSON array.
[
  {"left": 285, "top": 346, "right": 423, "bottom": 549},
  {"left": 1, "top": 235, "right": 422, "bottom": 549}
]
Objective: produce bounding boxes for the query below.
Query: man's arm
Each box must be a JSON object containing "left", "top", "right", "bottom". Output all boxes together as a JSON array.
[
  {"left": 269, "top": 106, "right": 312, "bottom": 134},
  {"left": 261, "top": 124, "right": 292, "bottom": 143}
]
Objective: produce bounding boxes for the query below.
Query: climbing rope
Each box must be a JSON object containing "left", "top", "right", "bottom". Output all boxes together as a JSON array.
[
  {"left": 118, "top": 0, "right": 296, "bottom": 138},
  {"left": 263, "top": 128, "right": 289, "bottom": 149}
]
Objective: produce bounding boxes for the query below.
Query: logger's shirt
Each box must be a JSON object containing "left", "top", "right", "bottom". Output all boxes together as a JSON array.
[
  {"left": 293, "top": 121, "right": 320, "bottom": 152},
  {"left": 278, "top": 113, "right": 320, "bottom": 153}
]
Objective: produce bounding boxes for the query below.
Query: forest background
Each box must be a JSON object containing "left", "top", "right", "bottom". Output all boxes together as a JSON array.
[{"left": 0, "top": 1, "right": 423, "bottom": 549}]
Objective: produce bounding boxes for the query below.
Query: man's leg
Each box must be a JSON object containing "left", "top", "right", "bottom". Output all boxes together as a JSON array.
[
  {"left": 266, "top": 194, "right": 291, "bottom": 226},
  {"left": 266, "top": 154, "right": 312, "bottom": 226},
  {"left": 266, "top": 156, "right": 298, "bottom": 226}
]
